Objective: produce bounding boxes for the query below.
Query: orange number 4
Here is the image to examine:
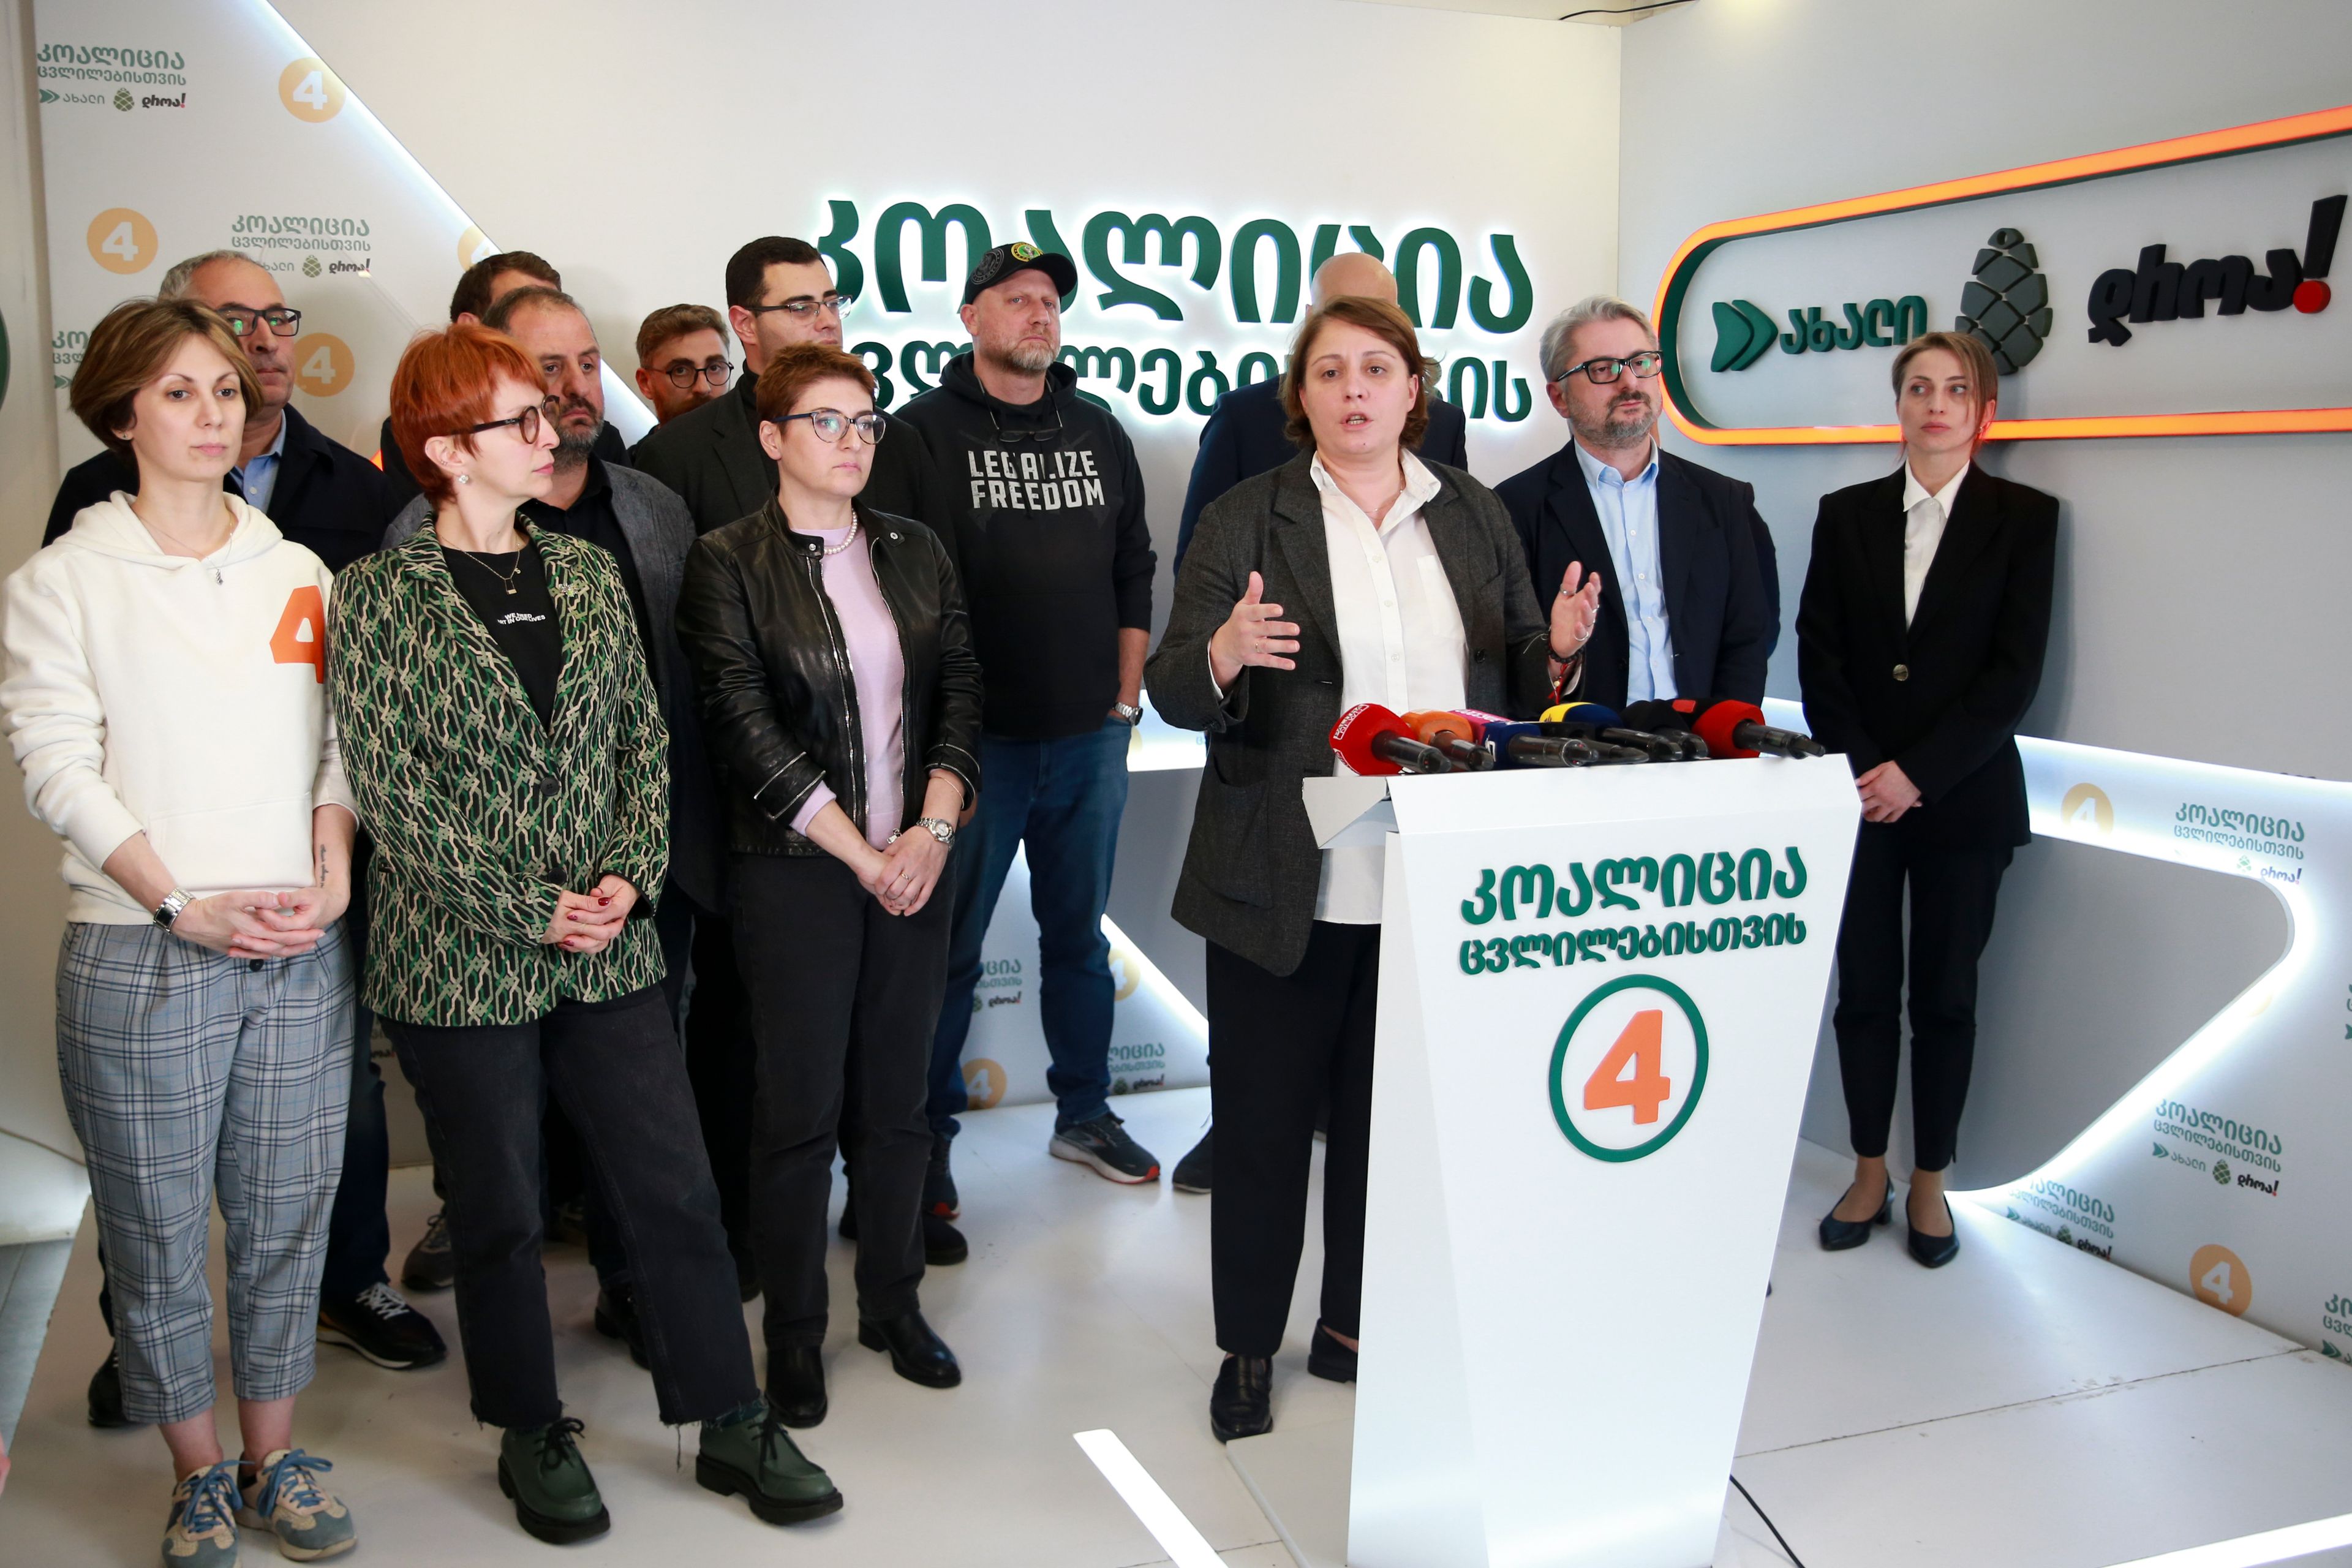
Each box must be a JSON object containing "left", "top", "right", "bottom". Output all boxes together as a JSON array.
[
  {"left": 270, "top": 586, "right": 326, "bottom": 683},
  {"left": 1584, "top": 1008, "right": 1672, "bottom": 1125}
]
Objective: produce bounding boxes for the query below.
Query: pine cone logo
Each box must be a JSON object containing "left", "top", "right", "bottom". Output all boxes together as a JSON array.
[
  {"left": 112, "top": 88, "right": 133, "bottom": 112},
  {"left": 303, "top": 256, "right": 322, "bottom": 278},
  {"left": 1957, "top": 229, "right": 2052, "bottom": 373}
]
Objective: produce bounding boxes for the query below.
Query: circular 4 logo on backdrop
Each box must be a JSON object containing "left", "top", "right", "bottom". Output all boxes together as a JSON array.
[
  {"left": 2192, "top": 1242, "right": 2253, "bottom": 1316},
  {"left": 1549, "top": 974, "right": 1709, "bottom": 1163},
  {"left": 2060, "top": 782, "right": 2116, "bottom": 835},
  {"left": 293, "top": 333, "right": 355, "bottom": 396},
  {"left": 86, "top": 208, "right": 157, "bottom": 274},
  {"left": 962, "top": 1058, "right": 1008, "bottom": 1111},
  {"left": 277, "top": 59, "right": 345, "bottom": 123}
]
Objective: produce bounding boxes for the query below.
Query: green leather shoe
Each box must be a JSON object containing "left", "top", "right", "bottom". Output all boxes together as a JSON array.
[
  {"left": 497, "top": 1418, "right": 609, "bottom": 1545},
  {"left": 696, "top": 1400, "right": 843, "bottom": 1525}
]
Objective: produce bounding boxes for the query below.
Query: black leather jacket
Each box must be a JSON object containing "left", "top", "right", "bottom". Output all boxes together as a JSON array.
[{"left": 677, "top": 499, "right": 983, "bottom": 856}]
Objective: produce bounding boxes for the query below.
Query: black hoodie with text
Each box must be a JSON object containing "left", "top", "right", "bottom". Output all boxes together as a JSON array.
[{"left": 892, "top": 354, "right": 1155, "bottom": 741}]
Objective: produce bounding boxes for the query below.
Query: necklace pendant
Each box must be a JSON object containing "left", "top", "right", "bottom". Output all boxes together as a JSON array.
[{"left": 506, "top": 585, "right": 518, "bottom": 595}]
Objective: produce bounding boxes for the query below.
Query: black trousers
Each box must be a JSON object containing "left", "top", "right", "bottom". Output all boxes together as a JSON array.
[
  {"left": 732, "top": 853, "right": 947, "bottom": 1356},
  {"left": 1208, "top": 922, "right": 1379, "bottom": 1358},
  {"left": 385, "top": 987, "right": 756, "bottom": 1428},
  {"left": 685, "top": 910, "right": 757, "bottom": 1267},
  {"left": 1832, "top": 825, "right": 2013, "bottom": 1172}
]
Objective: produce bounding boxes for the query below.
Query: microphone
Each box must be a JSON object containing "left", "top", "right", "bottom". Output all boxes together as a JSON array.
[
  {"left": 1330, "top": 703, "right": 1455, "bottom": 776},
  {"left": 1537, "top": 702, "right": 1676, "bottom": 763},
  {"left": 1624, "top": 697, "right": 1826, "bottom": 760},
  {"left": 1476, "top": 718, "right": 1619, "bottom": 768},
  {"left": 1401, "top": 710, "right": 1496, "bottom": 771}
]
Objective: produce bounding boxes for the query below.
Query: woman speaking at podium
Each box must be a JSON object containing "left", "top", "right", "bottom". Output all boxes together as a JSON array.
[
  {"left": 1796, "top": 330, "right": 2057, "bottom": 1269},
  {"left": 1147, "top": 297, "right": 1597, "bottom": 1441}
]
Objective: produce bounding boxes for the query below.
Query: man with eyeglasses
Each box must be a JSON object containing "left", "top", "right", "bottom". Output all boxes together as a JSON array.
[
  {"left": 632, "top": 235, "right": 957, "bottom": 1276},
  {"left": 632, "top": 235, "right": 941, "bottom": 534},
  {"left": 889, "top": 242, "right": 1163, "bottom": 1213},
  {"left": 1494, "top": 295, "right": 1776, "bottom": 713},
  {"left": 39, "top": 248, "right": 446, "bottom": 1420},
  {"left": 381, "top": 285, "right": 729, "bottom": 1360},
  {"left": 635, "top": 303, "right": 733, "bottom": 426}
]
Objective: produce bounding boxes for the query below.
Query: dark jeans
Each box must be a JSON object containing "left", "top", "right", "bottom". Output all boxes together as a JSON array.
[
  {"left": 1833, "top": 825, "right": 2013, "bottom": 1172},
  {"left": 1207, "top": 922, "right": 1379, "bottom": 1358},
  {"left": 733, "top": 853, "right": 946, "bottom": 1354},
  {"left": 685, "top": 908, "right": 757, "bottom": 1267},
  {"left": 927, "top": 720, "right": 1131, "bottom": 1136},
  {"left": 384, "top": 987, "right": 755, "bottom": 1428}
]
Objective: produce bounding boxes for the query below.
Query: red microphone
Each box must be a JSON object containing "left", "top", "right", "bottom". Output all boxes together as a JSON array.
[
  {"left": 1330, "top": 703, "right": 1454, "bottom": 775},
  {"left": 1676, "top": 699, "right": 1827, "bottom": 760},
  {"left": 1401, "top": 710, "right": 1495, "bottom": 771}
]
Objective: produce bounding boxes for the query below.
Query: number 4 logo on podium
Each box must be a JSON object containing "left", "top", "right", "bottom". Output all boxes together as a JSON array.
[{"left": 1549, "top": 974, "right": 1709, "bottom": 1162}]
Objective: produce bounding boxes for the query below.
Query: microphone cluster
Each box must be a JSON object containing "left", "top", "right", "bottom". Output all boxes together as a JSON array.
[{"left": 1327, "top": 698, "right": 1826, "bottom": 775}]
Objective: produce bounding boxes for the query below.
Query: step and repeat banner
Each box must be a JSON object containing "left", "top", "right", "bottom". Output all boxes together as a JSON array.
[{"left": 30, "top": 0, "right": 1615, "bottom": 1130}]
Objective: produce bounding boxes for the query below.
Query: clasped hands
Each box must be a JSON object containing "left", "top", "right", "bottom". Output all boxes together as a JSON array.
[
  {"left": 1855, "top": 761, "right": 1922, "bottom": 823},
  {"left": 172, "top": 883, "right": 348, "bottom": 960},
  {"left": 856, "top": 827, "right": 946, "bottom": 917},
  {"left": 544, "top": 874, "right": 638, "bottom": 954}
]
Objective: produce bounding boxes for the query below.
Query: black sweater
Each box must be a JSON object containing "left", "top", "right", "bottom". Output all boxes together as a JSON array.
[{"left": 891, "top": 355, "right": 1155, "bottom": 741}]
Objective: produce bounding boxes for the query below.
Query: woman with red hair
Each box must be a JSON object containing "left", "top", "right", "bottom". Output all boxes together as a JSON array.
[{"left": 330, "top": 324, "right": 840, "bottom": 1544}]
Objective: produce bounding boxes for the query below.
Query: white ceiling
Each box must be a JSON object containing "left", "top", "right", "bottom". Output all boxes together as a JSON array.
[{"left": 1344, "top": 0, "right": 1691, "bottom": 23}]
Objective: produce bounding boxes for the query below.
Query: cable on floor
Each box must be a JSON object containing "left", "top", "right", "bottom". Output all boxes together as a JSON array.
[{"left": 1730, "top": 1474, "right": 1809, "bottom": 1568}]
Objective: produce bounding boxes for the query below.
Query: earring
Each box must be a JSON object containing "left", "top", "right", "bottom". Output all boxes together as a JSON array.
[{"left": 456, "top": 473, "right": 471, "bottom": 486}]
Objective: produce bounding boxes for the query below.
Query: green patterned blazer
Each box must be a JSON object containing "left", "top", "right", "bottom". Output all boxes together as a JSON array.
[{"left": 330, "top": 526, "right": 669, "bottom": 1026}]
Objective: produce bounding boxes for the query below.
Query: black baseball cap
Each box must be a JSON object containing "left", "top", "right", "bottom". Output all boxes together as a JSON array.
[{"left": 962, "top": 241, "right": 1078, "bottom": 304}]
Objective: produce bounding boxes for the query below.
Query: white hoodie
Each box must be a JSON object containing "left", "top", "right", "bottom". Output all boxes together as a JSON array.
[{"left": 1, "top": 492, "right": 352, "bottom": 924}]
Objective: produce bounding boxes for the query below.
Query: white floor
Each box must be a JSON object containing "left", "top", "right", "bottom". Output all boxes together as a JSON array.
[{"left": 2, "top": 1087, "right": 2348, "bottom": 1567}]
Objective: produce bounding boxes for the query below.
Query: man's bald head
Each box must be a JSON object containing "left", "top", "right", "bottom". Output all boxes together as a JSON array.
[{"left": 1311, "top": 252, "right": 1399, "bottom": 309}]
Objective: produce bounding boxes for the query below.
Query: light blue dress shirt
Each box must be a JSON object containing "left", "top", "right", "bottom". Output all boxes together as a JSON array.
[
  {"left": 232, "top": 414, "right": 289, "bottom": 515},
  {"left": 1572, "top": 439, "right": 1675, "bottom": 702}
]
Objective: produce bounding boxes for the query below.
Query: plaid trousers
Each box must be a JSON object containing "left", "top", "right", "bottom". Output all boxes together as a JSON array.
[{"left": 56, "top": 920, "right": 353, "bottom": 1424}]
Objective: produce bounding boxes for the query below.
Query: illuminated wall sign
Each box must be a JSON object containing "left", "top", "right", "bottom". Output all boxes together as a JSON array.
[
  {"left": 813, "top": 197, "right": 1543, "bottom": 421},
  {"left": 1655, "top": 104, "right": 2352, "bottom": 444}
]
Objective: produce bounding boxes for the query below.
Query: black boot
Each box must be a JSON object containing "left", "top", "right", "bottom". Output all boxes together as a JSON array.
[
  {"left": 87, "top": 1348, "right": 134, "bottom": 1429},
  {"left": 1209, "top": 1354, "right": 1273, "bottom": 1443},
  {"left": 593, "top": 1283, "right": 648, "bottom": 1370},
  {"left": 769, "top": 1346, "right": 827, "bottom": 1428},
  {"left": 1306, "top": 1321, "right": 1357, "bottom": 1384},
  {"left": 858, "top": 1311, "right": 961, "bottom": 1388}
]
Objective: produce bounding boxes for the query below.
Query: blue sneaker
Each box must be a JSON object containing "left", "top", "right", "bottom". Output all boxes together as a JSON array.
[
  {"left": 1049, "top": 1111, "right": 1160, "bottom": 1184},
  {"left": 162, "top": 1460, "right": 241, "bottom": 1566},
  {"left": 238, "top": 1448, "right": 356, "bottom": 1560}
]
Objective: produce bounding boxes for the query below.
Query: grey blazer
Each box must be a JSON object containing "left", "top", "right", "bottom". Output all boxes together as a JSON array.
[
  {"left": 1145, "top": 451, "right": 1555, "bottom": 978},
  {"left": 384, "top": 461, "right": 721, "bottom": 911}
]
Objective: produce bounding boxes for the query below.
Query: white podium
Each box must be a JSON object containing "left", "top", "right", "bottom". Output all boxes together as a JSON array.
[{"left": 1235, "top": 758, "right": 1858, "bottom": 1568}]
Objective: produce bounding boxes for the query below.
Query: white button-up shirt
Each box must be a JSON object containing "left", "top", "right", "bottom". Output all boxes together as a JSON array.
[
  {"left": 1313, "top": 451, "right": 1466, "bottom": 923},
  {"left": 1900, "top": 461, "right": 1967, "bottom": 626},
  {"left": 1572, "top": 439, "right": 1675, "bottom": 701}
]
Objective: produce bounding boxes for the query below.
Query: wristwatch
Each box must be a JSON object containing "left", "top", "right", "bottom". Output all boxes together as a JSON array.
[
  {"left": 153, "top": 888, "right": 193, "bottom": 930},
  {"left": 1111, "top": 702, "right": 1145, "bottom": 726},
  {"left": 916, "top": 816, "right": 956, "bottom": 848}
]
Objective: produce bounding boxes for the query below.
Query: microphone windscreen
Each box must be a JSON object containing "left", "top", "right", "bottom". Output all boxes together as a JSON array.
[
  {"left": 1540, "top": 701, "right": 1623, "bottom": 729},
  {"left": 1620, "top": 698, "right": 1706, "bottom": 733},
  {"left": 1692, "top": 699, "right": 1767, "bottom": 760},
  {"left": 1330, "top": 702, "right": 1410, "bottom": 776}
]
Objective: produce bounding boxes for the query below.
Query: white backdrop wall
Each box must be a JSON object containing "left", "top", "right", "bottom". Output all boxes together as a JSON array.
[{"left": 1619, "top": 4, "right": 2352, "bottom": 1205}]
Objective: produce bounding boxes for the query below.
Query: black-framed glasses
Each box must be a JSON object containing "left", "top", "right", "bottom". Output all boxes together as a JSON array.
[
  {"left": 745, "top": 293, "right": 854, "bottom": 321},
  {"left": 466, "top": 398, "right": 562, "bottom": 445},
  {"left": 661, "top": 360, "right": 733, "bottom": 391},
  {"left": 1556, "top": 350, "right": 1663, "bottom": 385},
  {"left": 220, "top": 306, "right": 302, "bottom": 338},
  {"left": 773, "top": 407, "right": 888, "bottom": 445},
  {"left": 987, "top": 406, "right": 1065, "bottom": 445}
]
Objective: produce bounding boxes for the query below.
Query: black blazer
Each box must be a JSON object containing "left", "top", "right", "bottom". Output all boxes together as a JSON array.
[
  {"left": 45, "top": 405, "right": 391, "bottom": 572},
  {"left": 1146, "top": 453, "right": 1553, "bottom": 978},
  {"left": 1795, "top": 466, "right": 2058, "bottom": 850},
  {"left": 1494, "top": 441, "right": 1776, "bottom": 709},
  {"left": 1173, "top": 378, "right": 1469, "bottom": 568}
]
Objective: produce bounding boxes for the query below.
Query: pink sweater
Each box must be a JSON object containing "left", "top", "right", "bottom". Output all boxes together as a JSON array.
[{"left": 788, "top": 522, "right": 908, "bottom": 850}]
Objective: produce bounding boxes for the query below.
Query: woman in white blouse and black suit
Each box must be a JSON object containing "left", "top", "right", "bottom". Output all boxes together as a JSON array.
[
  {"left": 1146, "top": 297, "right": 1601, "bottom": 1442},
  {"left": 1797, "top": 329, "right": 2057, "bottom": 1270}
]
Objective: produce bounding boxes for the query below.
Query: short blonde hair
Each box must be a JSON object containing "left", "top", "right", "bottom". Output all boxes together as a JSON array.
[{"left": 69, "top": 298, "right": 260, "bottom": 454}]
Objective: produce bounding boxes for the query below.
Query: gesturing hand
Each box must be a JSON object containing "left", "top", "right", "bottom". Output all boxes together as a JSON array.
[
  {"left": 1550, "top": 562, "right": 1602, "bottom": 662},
  {"left": 1855, "top": 761, "right": 1922, "bottom": 823},
  {"left": 1207, "top": 570, "right": 1301, "bottom": 691}
]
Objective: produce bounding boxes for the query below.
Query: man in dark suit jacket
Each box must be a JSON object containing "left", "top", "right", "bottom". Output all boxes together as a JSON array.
[
  {"left": 1495, "top": 296, "right": 1777, "bottom": 710},
  {"left": 1174, "top": 254, "right": 1468, "bottom": 571},
  {"left": 633, "top": 235, "right": 943, "bottom": 536}
]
